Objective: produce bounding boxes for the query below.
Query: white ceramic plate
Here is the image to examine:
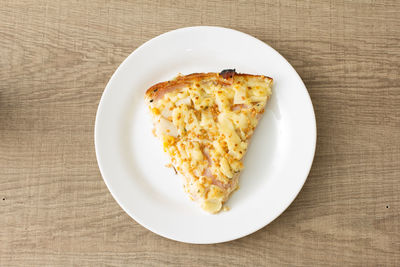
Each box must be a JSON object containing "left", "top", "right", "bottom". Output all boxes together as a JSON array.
[{"left": 95, "top": 26, "right": 316, "bottom": 244}]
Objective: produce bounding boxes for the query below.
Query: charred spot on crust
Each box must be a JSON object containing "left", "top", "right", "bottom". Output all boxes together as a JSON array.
[
  {"left": 220, "top": 69, "right": 236, "bottom": 79},
  {"left": 153, "top": 88, "right": 158, "bottom": 92},
  {"left": 149, "top": 99, "right": 153, "bottom": 102}
]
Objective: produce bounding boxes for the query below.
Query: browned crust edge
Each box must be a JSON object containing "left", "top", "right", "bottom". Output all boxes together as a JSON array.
[{"left": 144, "top": 70, "right": 273, "bottom": 102}]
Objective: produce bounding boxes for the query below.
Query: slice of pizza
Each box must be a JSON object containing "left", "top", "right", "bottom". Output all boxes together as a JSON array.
[{"left": 145, "top": 69, "right": 273, "bottom": 213}]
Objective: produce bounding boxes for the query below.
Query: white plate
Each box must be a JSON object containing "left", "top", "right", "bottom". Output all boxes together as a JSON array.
[{"left": 95, "top": 26, "right": 316, "bottom": 244}]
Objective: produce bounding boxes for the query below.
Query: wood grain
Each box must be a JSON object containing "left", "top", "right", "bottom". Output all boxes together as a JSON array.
[{"left": 1, "top": 0, "right": 399, "bottom": 266}]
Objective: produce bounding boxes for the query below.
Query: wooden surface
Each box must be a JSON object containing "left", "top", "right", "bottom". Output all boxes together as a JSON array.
[{"left": 1, "top": 0, "right": 399, "bottom": 266}]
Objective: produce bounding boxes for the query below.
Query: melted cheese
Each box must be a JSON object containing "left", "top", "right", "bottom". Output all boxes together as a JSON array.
[{"left": 148, "top": 74, "right": 272, "bottom": 213}]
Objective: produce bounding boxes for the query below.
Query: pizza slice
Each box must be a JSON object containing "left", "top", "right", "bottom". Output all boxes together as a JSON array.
[{"left": 145, "top": 69, "right": 273, "bottom": 213}]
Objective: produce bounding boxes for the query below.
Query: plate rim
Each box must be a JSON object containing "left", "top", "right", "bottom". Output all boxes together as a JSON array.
[{"left": 95, "top": 26, "right": 317, "bottom": 244}]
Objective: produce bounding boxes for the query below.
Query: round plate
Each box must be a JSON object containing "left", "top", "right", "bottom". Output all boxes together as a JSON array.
[{"left": 95, "top": 26, "right": 316, "bottom": 244}]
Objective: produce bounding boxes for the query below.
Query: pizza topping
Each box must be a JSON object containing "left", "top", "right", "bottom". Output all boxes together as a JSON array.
[
  {"left": 201, "top": 198, "right": 222, "bottom": 214},
  {"left": 150, "top": 73, "right": 271, "bottom": 181},
  {"left": 219, "top": 69, "right": 236, "bottom": 81},
  {"left": 156, "top": 116, "right": 178, "bottom": 137}
]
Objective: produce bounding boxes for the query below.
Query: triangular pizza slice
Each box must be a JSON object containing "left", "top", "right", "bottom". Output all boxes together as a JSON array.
[{"left": 145, "top": 69, "right": 273, "bottom": 213}]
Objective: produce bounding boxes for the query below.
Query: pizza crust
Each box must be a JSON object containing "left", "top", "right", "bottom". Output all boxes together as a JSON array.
[{"left": 145, "top": 70, "right": 272, "bottom": 103}]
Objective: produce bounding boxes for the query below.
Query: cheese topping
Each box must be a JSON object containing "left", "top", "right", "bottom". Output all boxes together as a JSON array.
[{"left": 148, "top": 73, "right": 272, "bottom": 213}]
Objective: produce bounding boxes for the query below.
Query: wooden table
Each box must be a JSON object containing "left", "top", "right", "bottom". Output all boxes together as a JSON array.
[{"left": 1, "top": 0, "right": 399, "bottom": 265}]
